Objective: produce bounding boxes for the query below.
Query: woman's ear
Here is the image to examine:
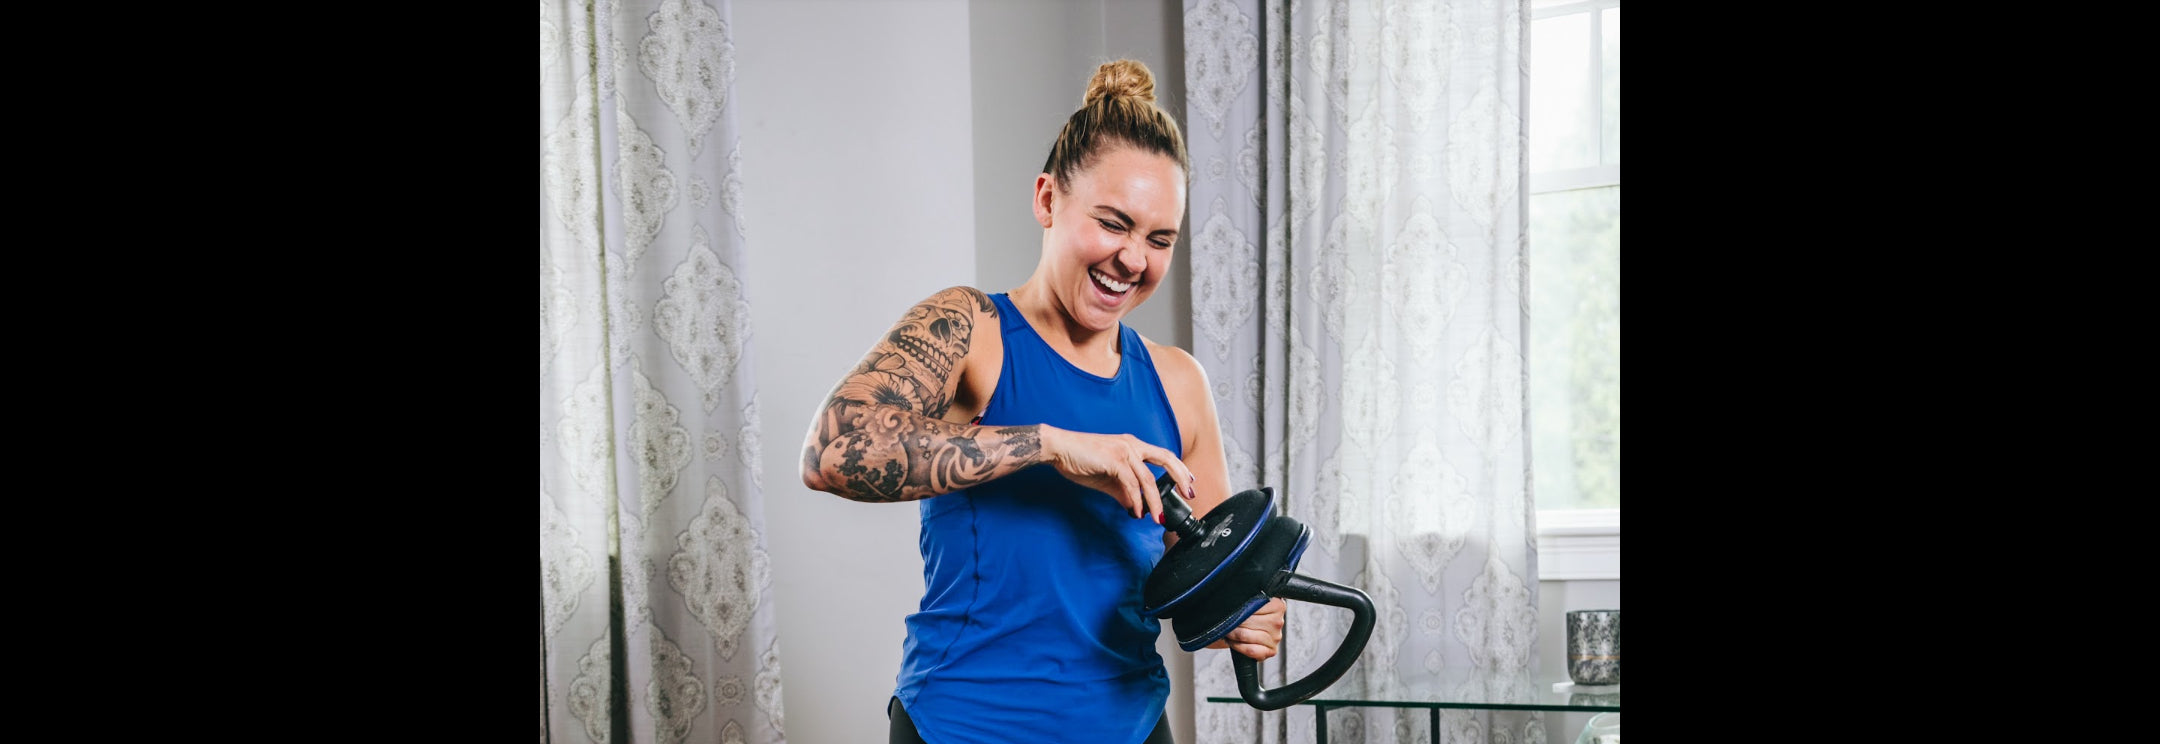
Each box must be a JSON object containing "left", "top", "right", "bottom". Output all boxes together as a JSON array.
[{"left": 1033, "top": 173, "right": 1056, "bottom": 228}]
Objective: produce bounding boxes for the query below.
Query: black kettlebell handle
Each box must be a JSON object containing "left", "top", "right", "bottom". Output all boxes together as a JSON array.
[{"left": 1233, "top": 571, "right": 1375, "bottom": 711}]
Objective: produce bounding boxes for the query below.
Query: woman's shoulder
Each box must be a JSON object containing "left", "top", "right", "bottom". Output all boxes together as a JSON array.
[
  {"left": 903, "top": 285, "right": 1004, "bottom": 335},
  {"left": 1141, "top": 336, "right": 1208, "bottom": 393},
  {"left": 1141, "top": 337, "right": 1218, "bottom": 453},
  {"left": 899, "top": 287, "right": 1004, "bottom": 420},
  {"left": 918, "top": 285, "right": 998, "bottom": 314}
]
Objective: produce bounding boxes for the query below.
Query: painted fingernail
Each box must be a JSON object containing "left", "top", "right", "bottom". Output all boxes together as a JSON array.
[{"left": 1155, "top": 513, "right": 1163, "bottom": 525}]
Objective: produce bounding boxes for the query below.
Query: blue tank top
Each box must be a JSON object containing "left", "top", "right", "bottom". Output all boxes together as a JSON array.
[{"left": 893, "top": 292, "right": 1184, "bottom": 744}]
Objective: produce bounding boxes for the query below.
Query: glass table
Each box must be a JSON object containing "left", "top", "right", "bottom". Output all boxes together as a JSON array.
[{"left": 1206, "top": 670, "right": 1618, "bottom": 744}]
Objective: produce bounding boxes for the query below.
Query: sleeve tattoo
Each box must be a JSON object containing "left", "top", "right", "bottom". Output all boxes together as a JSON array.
[{"left": 804, "top": 288, "right": 1046, "bottom": 502}]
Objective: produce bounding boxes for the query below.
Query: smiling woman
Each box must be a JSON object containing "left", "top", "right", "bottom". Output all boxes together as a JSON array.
[
  {"left": 798, "top": 59, "right": 1280, "bottom": 744},
  {"left": 1020, "top": 146, "right": 1187, "bottom": 350}
]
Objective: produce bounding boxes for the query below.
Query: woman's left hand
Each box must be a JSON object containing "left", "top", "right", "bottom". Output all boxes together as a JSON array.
[{"left": 1209, "top": 598, "right": 1287, "bottom": 661}]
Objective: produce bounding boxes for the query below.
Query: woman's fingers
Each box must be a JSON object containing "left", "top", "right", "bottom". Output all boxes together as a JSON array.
[
  {"left": 1134, "top": 440, "right": 1198, "bottom": 522},
  {"left": 1133, "top": 452, "right": 1162, "bottom": 522},
  {"left": 1233, "top": 642, "right": 1278, "bottom": 661},
  {"left": 1236, "top": 599, "right": 1287, "bottom": 658},
  {"left": 1204, "top": 599, "right": 1288, "bottom": 659},
  {"left": 1168, "top": 450, "right": 1197, "bottom": 500},
  {"left": 1044, "top": 427, "right": 1197, "bottom": 519},
  {"left": 1126, "top": 453, "right": 1151, "bottom": 518},
  {"left": 1117, "top": 438, "right": 1147, "bottom": 518},
  {"left": 1230, "top": 622, "right": 1282, "bottom": 660},
  {"left": 1148, "top": 444, "right": 1197, "bottom": 501}
]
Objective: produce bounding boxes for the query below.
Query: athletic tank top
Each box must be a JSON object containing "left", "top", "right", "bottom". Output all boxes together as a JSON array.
[{"left": 892, "top": 291, "right": 1184, "bottom": 744}]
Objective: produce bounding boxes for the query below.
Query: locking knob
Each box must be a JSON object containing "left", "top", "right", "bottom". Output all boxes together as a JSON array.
[{"left": 1155, "top": 471, "right": 1206, "bottom": 541}]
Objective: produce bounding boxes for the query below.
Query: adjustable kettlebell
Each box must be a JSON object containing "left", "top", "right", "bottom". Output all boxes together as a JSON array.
[{"left": 1143, "top": 472, "right": 1376, "bottom": 711}]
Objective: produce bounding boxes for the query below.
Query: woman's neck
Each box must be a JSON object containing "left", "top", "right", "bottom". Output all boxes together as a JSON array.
[{"left": 1008, "top": 281, "right": 1121, "bottom": 365}]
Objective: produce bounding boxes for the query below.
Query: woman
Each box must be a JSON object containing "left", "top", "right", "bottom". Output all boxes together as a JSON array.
[{"left": 801, "top": 59, "right": 1284, "bottom": 744}]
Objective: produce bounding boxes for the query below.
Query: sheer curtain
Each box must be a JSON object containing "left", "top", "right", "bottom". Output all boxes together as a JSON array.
[
  {"left": 540, "top": 1, "right": 784, "bottom": 742},
  {"left": 1183, "top": 0, "right": 1541, "bottom": 742}
]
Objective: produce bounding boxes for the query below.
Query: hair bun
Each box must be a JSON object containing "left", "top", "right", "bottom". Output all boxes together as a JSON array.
[{"left": 1084, "top": 59, "right": 1157, "bottom": 107}]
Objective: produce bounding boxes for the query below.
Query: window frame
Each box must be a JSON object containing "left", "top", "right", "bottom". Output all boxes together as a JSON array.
[{"left": 1529, "top": 0, "right": 1619, "bottom": 581}]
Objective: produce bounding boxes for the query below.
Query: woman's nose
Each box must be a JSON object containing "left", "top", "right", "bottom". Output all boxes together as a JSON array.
[{"left": 1117, "top": 242, "right": 1147, "bottom": 274}]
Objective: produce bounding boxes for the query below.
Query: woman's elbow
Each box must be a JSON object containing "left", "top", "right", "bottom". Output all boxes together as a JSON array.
[
  {"left": 801, "top": 468, "right": 833, "bottom": 495},
  {"left": 799, "top": 447, "right": 836, "bottom": 495},
  {"left": 801, "top": 451, "right": 867, "bottom": 501},
  {"left": 798, "top": 420, "right": 837, "bottom": 494}
]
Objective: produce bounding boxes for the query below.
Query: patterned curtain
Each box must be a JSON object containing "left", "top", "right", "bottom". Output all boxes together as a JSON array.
[
  {"left": 1182, "top": 0, "right": 1541, "bottom": 742},
  {"left": 540, "top": 1, "right": 783, "bottom": 742}
]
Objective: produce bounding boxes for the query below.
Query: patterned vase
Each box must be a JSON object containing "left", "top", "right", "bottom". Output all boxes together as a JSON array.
[{"left": 1565, "top": 609, "right": 1620, "bottom": 685}]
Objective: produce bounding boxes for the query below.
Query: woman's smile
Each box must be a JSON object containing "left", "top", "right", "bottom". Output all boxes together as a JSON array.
[{"left": 1090, "top": 268, "right": 1136, "bottom": 300}]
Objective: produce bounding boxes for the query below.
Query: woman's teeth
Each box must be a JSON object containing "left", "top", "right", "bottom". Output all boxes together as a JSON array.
[{"left": 1091, "top": 270, "right": 1133, "bottom": 293}]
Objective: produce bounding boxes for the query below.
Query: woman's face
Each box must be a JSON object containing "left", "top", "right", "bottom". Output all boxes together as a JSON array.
[{"left": 1033, "top": 146, "right": 1186, "bottom": 334}]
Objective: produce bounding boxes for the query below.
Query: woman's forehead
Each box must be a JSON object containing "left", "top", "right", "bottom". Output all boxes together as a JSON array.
[{"left": 1071, "top": 149, "right": 1186, "bottom": 222}]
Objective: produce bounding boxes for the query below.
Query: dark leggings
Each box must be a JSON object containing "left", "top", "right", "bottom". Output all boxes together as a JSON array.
[{"left": 889, "top": 697, "right": 1174, "bottom": 744}]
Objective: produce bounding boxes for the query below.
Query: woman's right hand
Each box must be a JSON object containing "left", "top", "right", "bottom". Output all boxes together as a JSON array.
[{"left": 1040, "top": 425, "right": 1197, "bottom": 523}]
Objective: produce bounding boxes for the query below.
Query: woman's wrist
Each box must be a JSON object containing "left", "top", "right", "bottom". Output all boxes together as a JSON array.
[{"left": 1033, "top": 423, "right": 1064, "bottom": 468}]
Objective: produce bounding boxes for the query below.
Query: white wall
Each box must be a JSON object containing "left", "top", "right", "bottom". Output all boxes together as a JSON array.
[
  {"left": 971, "top": 0, "right": 1190, "bottom": 352},
  {"left": 733, "top": 2, "right": 975, "bottom": 743},
  {"left": 735, "top": 3, "right": 1611, "bottom": 743}
]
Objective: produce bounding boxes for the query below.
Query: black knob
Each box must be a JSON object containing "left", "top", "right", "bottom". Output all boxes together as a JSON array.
[{"left": 1155, "top": 471, "right": 1205, "bottom": 540}]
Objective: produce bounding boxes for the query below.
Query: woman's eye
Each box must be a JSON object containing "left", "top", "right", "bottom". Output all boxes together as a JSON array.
[
  {"left": 1151, "top": 239, "right": 1173, "bottom": 249},
  {"left": 1098, "top": 220, "right": 1126, "bottom": 233}
]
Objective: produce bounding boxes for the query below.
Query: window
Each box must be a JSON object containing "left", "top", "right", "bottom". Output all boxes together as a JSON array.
[{"left": 1529, "top": 0, "right": 1619, "bottom": 578}]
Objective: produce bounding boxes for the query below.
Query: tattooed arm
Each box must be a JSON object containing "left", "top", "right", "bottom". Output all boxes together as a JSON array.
[
  {"left": 801, "top": 286, "right": 1197, "bottom": 513},
  {"left": 800, "top": 286, "right": 1020, "bottom": 502}
]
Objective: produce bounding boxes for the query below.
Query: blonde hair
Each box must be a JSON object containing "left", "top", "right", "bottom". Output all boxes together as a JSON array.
[{"left": 1041, "top": 59, "right": 1190, "bottom": 189}]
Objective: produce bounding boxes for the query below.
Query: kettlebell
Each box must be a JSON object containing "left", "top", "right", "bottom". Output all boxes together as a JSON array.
[{"left": 1143, "top": 472, "right": 1376, "bottom": 711}]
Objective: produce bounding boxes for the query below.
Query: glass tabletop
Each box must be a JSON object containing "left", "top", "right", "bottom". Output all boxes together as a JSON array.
[{"left": 1205, "top": 669, "right": 1619, "bottom": 712}]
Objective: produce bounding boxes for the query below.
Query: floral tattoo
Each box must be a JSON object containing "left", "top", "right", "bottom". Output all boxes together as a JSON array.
[{"left": 805, "top": 287, "right": 1044, "bottom": 502}]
